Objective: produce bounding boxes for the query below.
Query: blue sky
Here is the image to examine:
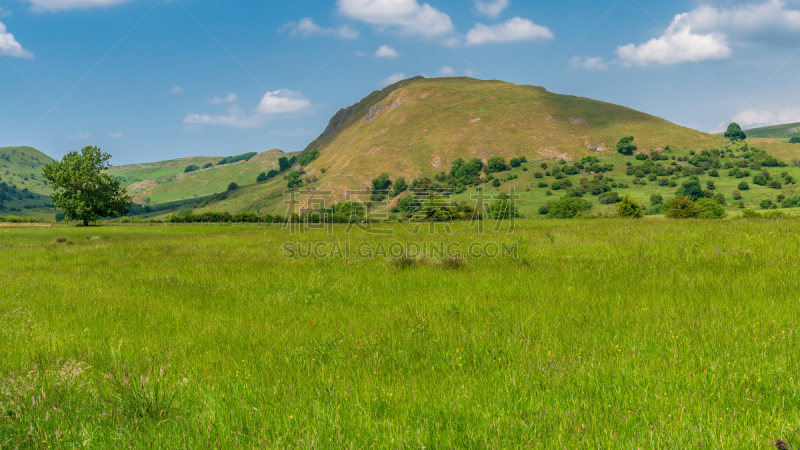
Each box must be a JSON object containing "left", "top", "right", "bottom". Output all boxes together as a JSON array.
[{"left": 2, "top": 0, "right": 800, "bottom": 164}]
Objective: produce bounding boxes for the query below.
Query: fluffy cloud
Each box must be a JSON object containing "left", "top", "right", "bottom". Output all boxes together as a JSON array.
[
  {"left": 375, "top": 44, "right": 399, "bottom": 58},
  {"left": 570, "top": 56, "right": 608, "bottom": 71},
  {"left": 475, "top": 0, "right": 510, "bottom": 19},
  {"left": 25, "top": 0, "right": 132, "bottom": 12},
  {"left": 379, "top": 73, "right": 406, "bottom": 87},
  {"left": 616, "top": 0, "right": 800, "bottom": 66},
  {"left": 283, "top": 18, "right": 358, "bottom": 40},
  {"left": 209, "top": 93, "right": 238, "bottom": 105},
  {"left": 465, "top": 17, "right": 553, "bottom": 45},
  {"left": 0, "top": 21, "right": 32, "bottom": 58},
  {"left": 337, "top": 0, "right": 454, "bottom": 38},
  {"left": 257, "top": 90, "right": 311, "bottom": 115},
  {"left": 616, "top": 23, "right": 731, "bottom": 66},
  {"left": 185, "top": 90, "right": 312, "bottom": 129},
  {"left": 732, "top": 108, "right": 800, "bottom": 128},
  {"left": 438, "top": 66, "right": 455, "bottom": 75}
]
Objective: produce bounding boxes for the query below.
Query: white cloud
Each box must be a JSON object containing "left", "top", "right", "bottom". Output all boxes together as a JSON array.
[
  {"left": 616, "top": 23, "right": 731, "bottom": 66},
  {"left": 337, "top": 0, "right": 454, "bottom": 38},
  {"left": 379, "top": 73, "right": 406, "bottom": 87},
  {"left": 354, "top": 50, "right": 367, "bottom": 57},
  {"left": 732, "top": 108, "right": 800, "bottom": 128},
  {"left": 570, "top": 56, "right": 609, "bottom": 71},
  {"left": 0, "top": 7, "right": 12, "bottom": 17},
  {"left": 465, "top": 17, "right": 553, "bottom": 45},
  {"left": 438, "top": 66, "right": 455, "bottom": 75},
  {"left": 615, "top": 0, "right": 800, "bottom": 67},
  {"left": 209, "top": 93, "right": 238, "bottom": 104},
  {"left": 0, "top": 21, "right": 32, "bottom": 58},
  {"left": 257, "top": 90, "right": 311, "bottom": 115},
  {"left": 184, "top": 106, "right": 265, "bottom": 129},
  {"left": 282, "top": 17, "right": 359, "bottom": 40},
  {"left": 107, "top": 132, "right": 123, "bottom": 138},
  {"left": 475, "top": 0, "right": 510, "bottom": 19},
  {"left": 25, "top": 0, "right": 131, "bottom": 12},
  {"left": 185, "top": 90, "right": 312, "bottom": 129},
  {"left": 171, "top": 86, "right": 183, "bottom": 94},
  {"left": 375, "top": 44, "right": 399, "bottom": 58}
]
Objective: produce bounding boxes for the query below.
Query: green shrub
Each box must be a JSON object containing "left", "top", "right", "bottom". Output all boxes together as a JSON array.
[
  {"left": 617, "top": 195, "right": 644, "bottom": 218},
  {"left": 665, "top": 196, "right": 703, "bottom": 219},
  {"left": 184, "top": 165, "right": 201, "bottom": 173},
  {"left": 732, "top": 190, "right": 742, "bottom": 200},
  {"left": 738, "top": 181, "right": 750, "bottom": 191},
  {"left": 546, "top": 197, "right": 592, "bottom": 218},
  {"left": 486, "top": 156, "right": 509, "bottom": 174},
  {"left": 218, "top": 152, "right": 257, "bottom": 166},
  {"left": 696, "top": 198, "right": 727, "bottom": 219},
  {"left": 598, "top": 191, "right": 621, "bottom": 204}
]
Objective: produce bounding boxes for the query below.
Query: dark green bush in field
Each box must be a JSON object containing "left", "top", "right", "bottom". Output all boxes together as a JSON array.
[
  {"left": 676, "top": 180, "right": 704, "bottom": 201},
  {"left": 203, "top": 163, "right": 213, "bottom": 169},
  {"left": 696, "top": 198, "right": 727, "bottom": 219},
  {"left": 650, "top": 194, "right": 663, "bottom": 205},
  {"left": 768, "top": 180, "right": 783, "bottom": 189},
  {"left": 617, "top": 195, "right": 644, "bottom": 218},
  {"left": 184, "top": 165, "right": 201, "bottom": 173},
  {"left": 492, "top": 179, "right": 501, "bottom": 188},
  {"left": 486, "top": 156, "right": 509, "bottom": 174},
  {"left": 392, "top": 177, "right": 408, "bottom": 198},
  {"left": 256, "top": 172, "right": 268, "bottom": 183},
  {"left": 790, "top": 136, "right": 800, "bottom": 144},
  {"left": 738, "top": 181, "right": 750, "bottom": 191},
  {"left": 732, "top": 190, "right": 742, "bottom": 200},
  {"left": 598, "top": 191, "right": 621, "bottom": 204},
  {"left": 713, "top": 194, "right": 727, "bottom": 206},
  {"left": 546, "top": 197, "right": 592, "bottom": 218},
  {"left": 665, "top": 196, "right": 703, "bottom": 218},
  {"left": 509, "top": 156, "right": 527, "bottom": 167}
]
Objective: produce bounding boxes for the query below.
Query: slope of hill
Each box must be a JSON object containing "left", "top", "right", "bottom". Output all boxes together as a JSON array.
[
  {"left": 297, "top": 77, "right": 722, "bottom": 202},
  {"left": 744, "top": 123, "right": 800, "bottom": 139},
  {"left": 107, "top": 149, "right": 288, "bottom": 205},
  {"left": 0, "top": 146, "right": 55, "bottom": 218}
]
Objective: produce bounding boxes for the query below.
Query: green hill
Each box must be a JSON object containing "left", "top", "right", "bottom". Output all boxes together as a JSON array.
[
  {"left": 744, "top": 123, "right": 800, "bottom": 140},
  {"left": 0, "top": 147, "right": 55, "bottom": 218},
  {"left": 107, "top": 149, "right": 289, "bottom": 205}
]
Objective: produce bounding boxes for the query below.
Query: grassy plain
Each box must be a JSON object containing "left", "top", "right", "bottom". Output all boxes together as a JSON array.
[{"left": 1, "top": 220, "right": 800, "bottom": 448}]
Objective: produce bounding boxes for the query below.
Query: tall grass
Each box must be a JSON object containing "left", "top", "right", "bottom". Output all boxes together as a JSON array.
[{"left": 0, "top": 220, "right": 799, "bottom": 447}]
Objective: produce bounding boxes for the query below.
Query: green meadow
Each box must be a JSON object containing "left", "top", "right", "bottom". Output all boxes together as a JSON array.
[{"left": 1, "top": 220, "right": 799, "bottom": 448}]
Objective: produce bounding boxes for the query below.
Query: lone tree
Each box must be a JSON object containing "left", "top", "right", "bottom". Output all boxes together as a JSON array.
[
  {"left": 616, "top": 136, "right": 637, "bottom": 155},
  {"left": 789, "top": 136, "right": 800, "bottom": 144},
  {"left": 724, "top": 123, "right": 747, "bottom": 142},
  {"left": 42, "top": 146, "right": 131, "bottom": 226}
]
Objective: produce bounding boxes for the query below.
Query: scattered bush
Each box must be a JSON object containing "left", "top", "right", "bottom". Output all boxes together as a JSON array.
[
  {"left": 546, "top": 197, "right": 592, "bottom": 218},
  {"left": 184, "top": 165, "right": 201, "bottom": 173},
  {"left": 218, "top": 152, "right": 257, "bottom": 166},
  {"left": 738, "top": 181, "right": 750, "bottom": 190},
  {"left": 665, "top": 196, "right": 703, "bottom": 219},
  {"left": 617, "top": 195, "right": 644, "bottom": 218},
  {"left": 696, "top": 198, "right": 727, "bottom": 218}
]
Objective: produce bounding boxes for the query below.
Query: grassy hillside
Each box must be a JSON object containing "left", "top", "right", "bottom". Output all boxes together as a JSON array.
[
  {"left": 107, "top": 150, "right": 288, "bottom": 205},
  {"left": 298, "top": 77, "right": 722, "bottom": 202},
  {"left": 0, "top": 146, "right": 55, "bottom": 218},
  {"left": 744, "top": 122, "right": 800, "bottom": 139}
]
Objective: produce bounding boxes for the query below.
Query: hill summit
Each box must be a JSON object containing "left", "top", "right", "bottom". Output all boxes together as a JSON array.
[{"left": 299, "top": 76, "right": 720, "bottom": 198}]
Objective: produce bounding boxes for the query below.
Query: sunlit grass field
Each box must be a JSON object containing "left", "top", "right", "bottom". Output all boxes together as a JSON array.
[{"left": 1, "top": 220, "right": 799, "bottom": 448}]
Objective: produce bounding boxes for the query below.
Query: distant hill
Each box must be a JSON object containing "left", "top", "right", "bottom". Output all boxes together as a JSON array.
[
  {"left": 107, "top": 150, "right": 288, "bottom": 205},
  {"left": 744, "top": 123, "right": 800, "bottom": 140},
  {"left": 0, "top": 146, "right": 55, "bottom": 218}
]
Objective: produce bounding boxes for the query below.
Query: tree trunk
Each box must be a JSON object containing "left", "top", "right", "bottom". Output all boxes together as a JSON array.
[{"left": 83, "top": 219, "right": 89, "bottom": 227}]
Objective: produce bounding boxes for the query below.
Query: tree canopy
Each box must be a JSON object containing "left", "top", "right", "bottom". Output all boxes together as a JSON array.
[
  {"left": 42, "top": 146, "right": 131, "bottom": 226},
  {"left": 724, "top": 123, "right": 746, "bottom": 142},
  {"left": 616, "top": 136, "right": 637, "bottom": 155}
]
